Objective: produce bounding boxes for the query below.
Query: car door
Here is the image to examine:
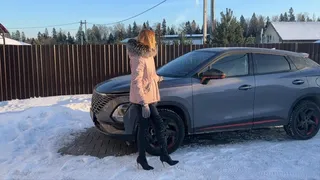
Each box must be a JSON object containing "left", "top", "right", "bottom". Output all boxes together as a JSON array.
[
  {"left": 252, "top": 53, "right": 309, "bottom": 128},
  {"left": 192, "top": 52, "right": 255, "bottom": 133}
]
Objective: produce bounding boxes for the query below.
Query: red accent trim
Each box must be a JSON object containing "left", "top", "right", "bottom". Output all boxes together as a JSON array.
[{"left": 199, "top": 119, "right": 279, "bottom": 131}]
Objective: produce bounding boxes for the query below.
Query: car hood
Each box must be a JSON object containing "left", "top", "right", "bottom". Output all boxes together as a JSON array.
[{"left": 95, "top": 75, "right": 186, "bottom": 94}]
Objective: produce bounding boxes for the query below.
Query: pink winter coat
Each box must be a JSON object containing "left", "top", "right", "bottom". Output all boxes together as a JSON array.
[{"left": 127, "top": 39, "right": 161, "bottom": 105}]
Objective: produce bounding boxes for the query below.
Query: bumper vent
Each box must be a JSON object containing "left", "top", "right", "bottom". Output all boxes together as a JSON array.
[{"left": 91, "top": 91, "right": 119, "bottom": 114}]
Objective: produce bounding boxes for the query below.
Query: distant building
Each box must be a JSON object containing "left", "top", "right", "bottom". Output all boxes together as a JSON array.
[
  {"left": 263, "top": 22, "right": 320, "bottom": 43},
  {"left": 121, "top": 34, "right": 210, "bottom": 45}
]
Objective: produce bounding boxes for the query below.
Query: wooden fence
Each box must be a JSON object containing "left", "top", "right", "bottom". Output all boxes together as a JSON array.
[{"left": 0, "top": 43, "right": 320, "bottom": 101}]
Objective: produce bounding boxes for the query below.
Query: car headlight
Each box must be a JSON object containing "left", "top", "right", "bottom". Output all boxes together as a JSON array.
[{"left": 111, "top": 103, "right": 130, "bottom": 122}]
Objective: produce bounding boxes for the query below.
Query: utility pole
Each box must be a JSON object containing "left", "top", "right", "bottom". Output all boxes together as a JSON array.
[
  {"left": 210, "top": 0, "right": 215, "bottom": 36},
  {"left": 80, "top": 20, "right": 83, "bottom": 45},
  {"left": 84, "top": 20, "right": 87, "bottom": 43},
  {"left": 203, "top": 0, "right": 207, "bottom": 44}
]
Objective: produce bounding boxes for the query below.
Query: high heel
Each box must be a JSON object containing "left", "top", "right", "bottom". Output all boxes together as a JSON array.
[
  {"left": 160, "top": 155, "right": 179, "bottom": 166},
  {"left": 136, "top": 156, "right": 154, "bottom": 170}
]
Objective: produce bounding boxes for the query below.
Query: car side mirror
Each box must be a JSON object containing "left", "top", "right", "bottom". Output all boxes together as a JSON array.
[{"left": 200, "top": 69, "right": 226, "bottom": 84}]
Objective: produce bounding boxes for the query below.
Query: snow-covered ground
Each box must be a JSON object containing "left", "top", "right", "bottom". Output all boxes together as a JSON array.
[{"left": 1, "top": 95, "right": 320, "bottom": 180}]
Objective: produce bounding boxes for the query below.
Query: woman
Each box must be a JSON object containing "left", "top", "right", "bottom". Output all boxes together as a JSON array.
[{"left": 127, "top": 29, "right": 179, "bottom": 170}]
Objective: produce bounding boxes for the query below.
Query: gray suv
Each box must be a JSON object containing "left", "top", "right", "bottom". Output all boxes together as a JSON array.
[{"left": 90, "top": 47, "right": 320, "bottom": 155}]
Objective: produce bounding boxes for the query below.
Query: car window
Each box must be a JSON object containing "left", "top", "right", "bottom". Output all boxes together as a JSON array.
[
  {"left": 157, "top": 51, "right": 216, "bottom": 77},
  {"left": 290, "top": 56, "right": 320, "bottom": 69},
  {"left": 208, "top": 54, "right": 249, "bottom": 77},
  {"left": 253, "top": 54, "right": 291, "bottom": 74}
]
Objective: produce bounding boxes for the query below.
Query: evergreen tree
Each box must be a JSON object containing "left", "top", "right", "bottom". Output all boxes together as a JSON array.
[
  {"left": 162, "top": 19, "right": 167, "bottom": 35},
  {"left": 132, "top": 21, "right": 139, "bottom": 36},
  {"left": 185, "top": 21, "right": 192, "bottom": 34},
  {"left": 289, "top": 7, "right": 295, "bottom": 21},
  {"left": 240, "top": 15, "right": 248, "bottom": 37},
  {"left": 248, "top": 13, "right": 259, "bottom": 37},
  {"left": 283, "top": 12, "right": 289, "bottom": 21},
  {"left": 52, "top": 28, "right": 57, "bottom": 40},
  {"left": 143, "top": 22, "right": 147, "bottom": 29},
  {"left": 67, "top": 32, "right": 75, "bottom": 44},
  {"left": 146, "top": 21, "right": 150, "bottom": 28},
  {"left": 75, "top": 26, "right": 85, "bottom": 44},
  {"left": 15, "top": 30, "right": 21, "bottom": 41},
  {"left": 44, "top": 28, "right": 49, "bottom": 38},
  {"left": 155, "top": 23, "right": 162, "bottom": 44},
  {"left": 212, "top": 8, "right": 244, "bottom": 45},
  {"left": 169, "top": 27, "right": 176, "bottom": 35},
  {"left": 317, "top": 17, "right": 320, "bottom": 22},
  {"left": 191, "top": 20, "right": 197, "bottom": 33},
  {"left": 127, "top": 24, "right": 132, "bottom": 37},
  {"left": 21, "top": 32, "right": 26, "bottom": 42},
  {"left": 166, "top": 27, "right": 170, "bottom": 35},
  {"left": 37, "top": 32, "right": 42, "bottom": 41},
  {"left": 266, "top": 16, "right": 271, "bottom": 28},
  {"left": 280, "top": 13, "right": 285, "bottom": 21},
  {"left": 194, "top": 25, "right": 201, "bottom": 34},
  {"left": 108, "top": 33, "right": 115, "bottom": 44}
]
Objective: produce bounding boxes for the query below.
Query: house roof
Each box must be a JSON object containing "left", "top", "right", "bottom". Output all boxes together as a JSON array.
[
  {"left": 0, "top": 37, "right": 31, "bottom": 45},
  {"left": 270, "top": 22, "right": 320, "bottom": 41}
]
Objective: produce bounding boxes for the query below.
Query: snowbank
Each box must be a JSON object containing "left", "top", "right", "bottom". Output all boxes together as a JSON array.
[{"left": 0, "top": 95, "right": 320, "bottom": 180}]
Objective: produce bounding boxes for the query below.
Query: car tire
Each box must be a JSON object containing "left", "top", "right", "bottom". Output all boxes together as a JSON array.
[
  {"left": 144, "top": 109, "right": 185, "bottom": 156},
  {"left": 284, "top": 100, "right": 320, "bottom": 140}
]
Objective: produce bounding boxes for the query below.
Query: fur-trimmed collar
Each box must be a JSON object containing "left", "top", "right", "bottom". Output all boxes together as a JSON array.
[{"left": 126, "top": 39, "right": 157, "bottom": 58}]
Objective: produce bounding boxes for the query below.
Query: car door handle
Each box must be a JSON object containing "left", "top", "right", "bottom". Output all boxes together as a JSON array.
[
  {"left": 292, "top": 79, "right": 304, "bottom": 85},
  {"left": 238, "top": 85, "right": 252, "bottom": 90}
]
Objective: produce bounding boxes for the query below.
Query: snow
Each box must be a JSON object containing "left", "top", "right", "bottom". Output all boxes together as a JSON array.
[
  {"left": 1, "top": 95, "right": 320, "bottom": 180},
  {"left": 271, "top": 22, "right": 320, "bottom": 41}
]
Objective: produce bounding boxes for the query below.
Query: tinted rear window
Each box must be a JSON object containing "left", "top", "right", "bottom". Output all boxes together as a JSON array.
[
  {"left": 253, "top": 54, "right": 291, "bottom": 74},
  {"left": 290, "top": 56, "right": 320, "bottom": 69}
]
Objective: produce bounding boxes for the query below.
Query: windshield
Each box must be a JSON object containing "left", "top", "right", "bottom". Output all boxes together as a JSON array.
[{"left": 157, "top": 51, "right": 216, "bottom": 77}]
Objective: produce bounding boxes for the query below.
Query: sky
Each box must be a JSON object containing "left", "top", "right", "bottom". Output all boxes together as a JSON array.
[{"left": 2, "top": 0, "right": 320, "bottom": 38}]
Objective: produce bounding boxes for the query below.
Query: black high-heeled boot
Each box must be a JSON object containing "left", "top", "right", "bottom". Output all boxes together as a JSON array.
[
  {"left": 150, "top": 107, "right": 179, "bottom": 166},
  {"left": 136, "top": 156, "right": 154, "bottom": 170},
  {"left": 136, "top": 110, "right": 154, "bottom": 170}
]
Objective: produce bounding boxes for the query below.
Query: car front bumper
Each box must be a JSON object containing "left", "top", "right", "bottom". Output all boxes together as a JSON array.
[{"left": 90, "top": 108, "right": 135, "bottom": 141}]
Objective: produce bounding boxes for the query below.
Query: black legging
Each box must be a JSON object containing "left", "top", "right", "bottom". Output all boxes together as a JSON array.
[{"left": 134, "top": 103, "right": 168, "bottom": 157}]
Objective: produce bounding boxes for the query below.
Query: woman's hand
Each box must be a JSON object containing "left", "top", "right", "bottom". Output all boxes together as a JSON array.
[
  {"left": 158, "top": 76, "right": 164, "bottom": 82},
  {"left": 142, "top": 104, "right": 151, "bottom": 118}
]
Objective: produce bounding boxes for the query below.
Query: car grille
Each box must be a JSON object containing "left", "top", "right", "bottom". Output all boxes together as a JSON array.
[{"left": 91, "top": 91, "right": 119, "bottom": 114}]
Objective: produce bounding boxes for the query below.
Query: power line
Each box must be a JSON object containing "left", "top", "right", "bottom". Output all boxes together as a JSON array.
[
  {"left": 7, "top": 22, "right": 80, "bottom": 30},
  {"left": 87, "top": 0, "right": 167, "bottom": 26}
]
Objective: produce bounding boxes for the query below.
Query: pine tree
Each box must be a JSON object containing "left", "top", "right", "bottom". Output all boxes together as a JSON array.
[
  {"left": 52, "top": 28, "right": 57, "bottom": 40},
  {"left": 191, "top": 20, "right": 197, "bottom": 34},
  {"left": 317, "top": 17, "right": 320, "bottom": 22},
  {"left": 132, "top": 21, "right": 139, "bottom": 36},
  {"left": 170, "top": 27, "right": 175, "bottom": 35},
  {"left": 240, "top": 15, "right": 248, "bottom": 37},
  {"left": 166, "top": 27, "right": 170, "bottom": 35},
  {"left": 162, "top": 19, "right": 167, "bottom": 35},
  {"left": 289, "top": 7, "right": 295, "bottom": 21},
  {"left": 185, "top": 21, "right": 192, "bottom": 34},
  {"left": 127, "top": 24, "right": 132, "bottom": 38},
  {"left": 44, "top": 28, "right": 49, "bottom": 38},
  {"left": 37, "top": 32, "right": 42, "bottom": 41},
  {"left": 194, "top": 25, "right": 201, "bottom": 34},
  {"left": 21, "top": 32, "right": 26, "bottom": 42},
  {"left": 15, "top": 30, "right": 21, "bottom": 41},
  {"left": 284, "top": 12, "right": 289, "bottom": 21},
  {"left": 67, "top": 32, "right": 74, "bottom": 44},
  {"left": 248, "top": 13, "right": 259, "bottom": 37},
  {"left": 155, "top": 23, "right": 162, "bottom": 44},
  {"left": 108, "top": 33, "right": 115, "bottom": 44},
  {"left": 279, "top": 13, "right": 285, "bottom": 21},
  {"left": 75, "top": 26, "right": 84, "bottom": 44},
  {"left": 212, "top": 8, "right": 244, "bottom": 45},
  {"left": 146, "top": 21, "right": 150, "bottom": 28},
  {"left": 143, "top": 22, "right": 147, "bottom": 29}
]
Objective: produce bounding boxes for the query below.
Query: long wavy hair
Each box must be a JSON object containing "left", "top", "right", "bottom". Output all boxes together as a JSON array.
[{"left": 137, "top": 29, "right": 156, "bottom": 49}]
